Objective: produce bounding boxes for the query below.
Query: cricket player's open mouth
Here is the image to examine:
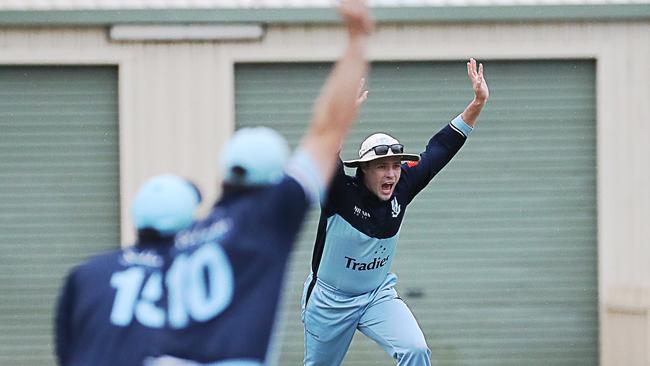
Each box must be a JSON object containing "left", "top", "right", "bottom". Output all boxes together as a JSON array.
[{"left": 381, "top": 183, "right": 394, "bottom": 195}]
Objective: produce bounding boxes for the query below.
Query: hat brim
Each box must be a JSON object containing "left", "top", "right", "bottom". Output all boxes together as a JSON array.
[{"left": 343, "top": 152, "right": 421, "bottom": 168}]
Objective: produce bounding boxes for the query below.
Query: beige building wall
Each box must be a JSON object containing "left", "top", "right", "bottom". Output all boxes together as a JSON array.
[{"left": 0, "top": 19, "right": 647, "bottom": 365}]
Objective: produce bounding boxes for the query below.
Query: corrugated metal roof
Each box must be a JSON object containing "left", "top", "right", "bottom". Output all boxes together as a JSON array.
[{"left": 0, "top": 0, "right": 648, "bottom": 10}]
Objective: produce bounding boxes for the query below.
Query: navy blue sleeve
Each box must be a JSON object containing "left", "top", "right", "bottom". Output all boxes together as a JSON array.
[
  {"left": 261, "top": 176, "right": 311, "bottom": 250},
  {"left": 321, "top": 158, "right": 347, "bottom": 217},
  {"left": 398, "top": 124, "right": 467, "bottom": 204},
  {"left": 55, "top": 270, "right": 76, "bottom": 366}
]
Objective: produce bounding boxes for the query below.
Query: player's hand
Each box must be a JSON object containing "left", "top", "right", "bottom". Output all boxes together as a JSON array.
[
  {"left": 356, "top": 77, "right": 369, "bottom": 108},
  {"left": 338, "top": 0, "right": 373, "bottom": 38},
  {"left": 467, "top": 58, "right": 489, "bottom": 103}
]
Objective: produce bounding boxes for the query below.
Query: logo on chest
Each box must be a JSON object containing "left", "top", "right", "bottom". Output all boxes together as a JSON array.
[
  {"left": 391, "top": 197, "right": 401, "bottom": 218},
  {"left": 344, "top": 255, "right": 390, "bottom": 271},
  {"left": 353, "top": 205, "right": 371, "bottom": 219},
  {"left": 344, "top": 245, "right": 390, "bottom": 272}
]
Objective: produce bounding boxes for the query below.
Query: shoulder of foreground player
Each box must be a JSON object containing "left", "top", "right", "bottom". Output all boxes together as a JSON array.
[
  {"left": 284, "top": 148, "right": 327, "bottom": 206},
  {"left": 72, "top": 249, "right": 124, "bottom": 273}
]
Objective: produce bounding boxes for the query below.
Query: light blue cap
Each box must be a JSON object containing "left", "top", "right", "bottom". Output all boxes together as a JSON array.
[
  {"left": 132, "top": 174, "right": 202, "bottom": 235},
  {"left": 219, "top": 127, "right": 290, "bottom": 186}
]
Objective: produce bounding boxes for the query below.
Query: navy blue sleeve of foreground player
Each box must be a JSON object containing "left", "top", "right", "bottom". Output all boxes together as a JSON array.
[
  {"left": 399, "top": 117, "right": 472, "bottom": 204},
  {"left": 263, "top": 148, "right": 326, "bottom": 250},
  {"left": 54, "top": 271, "right": 76, "bottom": 366},
  {"left": 321, "top": 158, "right": 347, "bottom": 217}
]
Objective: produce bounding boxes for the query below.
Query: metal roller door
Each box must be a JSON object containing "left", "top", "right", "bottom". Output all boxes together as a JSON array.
[
  {"left": 0, "top": 66, "right": 120, "bottom": 365},
  {"left": 235, "top": 60, "right": 598, "bottom": 365}
]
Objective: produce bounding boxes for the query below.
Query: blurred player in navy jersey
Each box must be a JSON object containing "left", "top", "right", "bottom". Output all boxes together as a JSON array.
[
  {"left": 54, "top": 174, "right": 203, "bottom": 366},
  {"left": 145, "top": 1, "right": 373, "bottom": 366}
]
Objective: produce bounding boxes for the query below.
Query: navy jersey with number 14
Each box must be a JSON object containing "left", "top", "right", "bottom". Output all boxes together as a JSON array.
[{"left": 55, "top": 238, "right": 174, "bottom": 366}]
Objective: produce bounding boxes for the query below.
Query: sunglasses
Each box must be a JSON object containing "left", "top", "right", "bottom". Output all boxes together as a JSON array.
[{"left": 361, "top": 144, "right": 404, "bottom": 157}]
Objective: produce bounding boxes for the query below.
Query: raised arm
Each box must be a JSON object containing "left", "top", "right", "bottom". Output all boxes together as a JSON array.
[
  {"left": 299, "top": 0, "right": 373, "bottom": 184},
  {"left": 460, "top": 58, "right": 490, "bottom": 127},
  {"left": 399, "top": 59, "right": 489, "bottom": 202}
]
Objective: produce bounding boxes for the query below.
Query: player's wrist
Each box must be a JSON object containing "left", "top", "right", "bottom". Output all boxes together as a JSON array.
[{"left": 472, "top": 96, "right": 488, "bottom": 106}]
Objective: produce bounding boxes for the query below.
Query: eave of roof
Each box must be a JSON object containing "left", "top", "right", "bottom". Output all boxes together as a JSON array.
[{"left": 0, "top": 4, "right": 648, "bottom": 26}]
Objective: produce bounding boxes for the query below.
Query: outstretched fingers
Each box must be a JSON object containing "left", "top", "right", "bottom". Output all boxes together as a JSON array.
[
  {"left": 356, "top": 77, "right": 369, "bottom": 107},
  {"left": 468, "top": 58, "right": 489, "bottom": 102},
  {"left": 468, "top": 58, "right": 479, "bottom": 80}
]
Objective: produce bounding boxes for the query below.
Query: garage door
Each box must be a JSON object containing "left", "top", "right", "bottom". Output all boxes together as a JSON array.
[
  {"left": 235, "top": 60, "right": 598, "bottom": 365},
  {"left": 0, "top": 66, "right": 120, "bottom": 365}
]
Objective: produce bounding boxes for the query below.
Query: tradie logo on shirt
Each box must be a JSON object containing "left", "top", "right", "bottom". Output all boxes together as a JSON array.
[
  {"left": 391, "top": 197, "right": 401, "bottom": 218},
  {"left": 344, "top": 255, "right": 390, "bottom": 271}
]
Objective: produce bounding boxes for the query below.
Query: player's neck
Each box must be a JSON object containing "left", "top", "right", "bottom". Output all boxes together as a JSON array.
[
  {"left": 219, "top": 184, "right": 264, "bottom": 203},
  {"left": 136, "top": 229, "right": 175, "bottom": 247}
]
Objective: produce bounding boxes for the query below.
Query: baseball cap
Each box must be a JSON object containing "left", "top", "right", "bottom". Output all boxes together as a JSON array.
[
  {"left": 132, "top": 174, "right": 202, "bottom": 236},
  {"left": 219, "top": 127, "right": 290, "bottom": 186},
  {"left": 343, "top": 133, "right": 420, "bottom": 167}
]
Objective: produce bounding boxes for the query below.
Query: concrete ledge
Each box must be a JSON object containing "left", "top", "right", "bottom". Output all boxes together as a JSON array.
[{"left": 0, "top": 5, "right": 648, "bottom": 27}]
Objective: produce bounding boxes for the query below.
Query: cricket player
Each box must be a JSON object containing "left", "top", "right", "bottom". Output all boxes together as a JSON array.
[
  {"left": 54, "top": 174, "right": 203, "bottom": 366},
  {"left": 302, "top": 58, "right": 490, "bottom": 366},
  {"left": 145, "top": 1, "right": 373, "bottom": 366}
]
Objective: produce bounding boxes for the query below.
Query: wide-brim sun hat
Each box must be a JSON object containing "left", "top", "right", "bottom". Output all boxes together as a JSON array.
[
  {"left": 219, "top": 127, "right": 290, "bottom": 186},
  {"left": 132, "top": 174, "right": 202, "bottom": 235},
  {"left": 343, "top": 133, "right": 420, "bottom": 168}
]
